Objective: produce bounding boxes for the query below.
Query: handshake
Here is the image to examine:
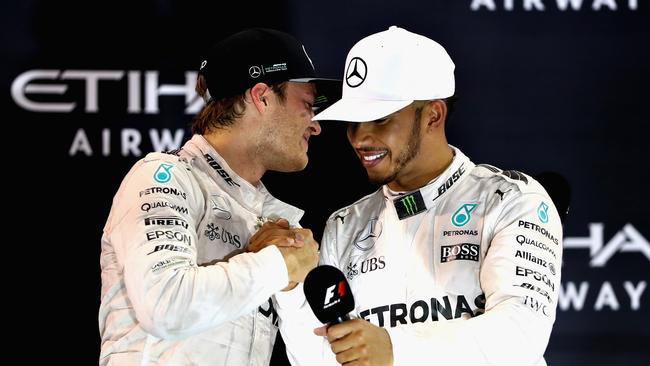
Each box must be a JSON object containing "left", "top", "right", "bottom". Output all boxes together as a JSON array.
[{"left": 247, "top": 218, "right": 319, "bottom": 291}]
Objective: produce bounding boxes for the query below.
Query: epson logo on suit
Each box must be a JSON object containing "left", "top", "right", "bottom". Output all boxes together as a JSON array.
[
  {"left": 146, "top": 230, "right": 192, "bottom": 246},
  {"left": 516, "top": 265, "right": 555, "bottom": 291},
  {"left": 440, "top": 243, "right": 480, "bottom": 263}
]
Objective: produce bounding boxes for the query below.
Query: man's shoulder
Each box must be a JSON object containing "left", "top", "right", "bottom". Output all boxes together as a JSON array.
[
  {"left": 326, "top": 188, "right": 384, "bottom": 225},
  {"left": 140, "top": 150, "right": 184, "bottom": 164},
  {"left": 136, "top": 136, "right": 203, "bottom": 168},
  {"left": 133, "top": 150, "right": 193, "bottom": 174},
  {"left": 119, "top": 148, "right": 203, "bottom": 192},
  {"left": 468, "top": 163, "right": 547, "bottom": 197}
]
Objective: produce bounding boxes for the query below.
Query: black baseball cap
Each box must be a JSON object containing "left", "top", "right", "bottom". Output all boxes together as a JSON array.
[{"left": 199, "top": 28, "right": 340, "bottom": 107}]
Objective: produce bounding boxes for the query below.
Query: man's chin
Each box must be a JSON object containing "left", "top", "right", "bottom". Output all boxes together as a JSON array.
[
  {"left": 275, "top": 159, "right": 308, "bottom": 173},
  {"left": 367, "top": 172, "right": 393, "bottom": 186}
]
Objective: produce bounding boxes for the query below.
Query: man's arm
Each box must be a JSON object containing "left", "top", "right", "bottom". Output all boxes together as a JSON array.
[
  {"left": 248, "top": 219, "right": 320, "bottom": 290},
  {"left": 107, "top": 156, "right": 292, "bottom": 339},
  {"left": 265, "top": 221, "right": 340, "bottom": 366}
]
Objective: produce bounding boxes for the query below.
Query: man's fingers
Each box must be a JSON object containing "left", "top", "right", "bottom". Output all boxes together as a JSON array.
[
  {"left": 262, "top": 235, "right": 303, "bottom": 247},
  {"left": 281, "top": 281, "right": 298, "bottom": 292},
  {"left": 248, "top": 229, "right": 307, "bottom": 252},
  {"left": 249, "top": 219, "right": 295, "bottom": 245},
  {"left": 249, "top": 220, "right": 284, "bottom": 242},
  {"left": 334, "top": 346, "right": 366, "bottom": 366},
  {"left": 329, "top": 332, "right": 357, "bottom": 353},
  {"left": 249, "top": 234, "right": 293, "bottom": 252},
  {"left": 326, "top": 319, "right": 393, "bottom": 366},
  {"left": 247, "top": 220, "right": 313, "bottom": 253},
  {"left": 293, "top": 228, "right": 314, "bottom": 241},
  {"left": 313, "top": 325, "right": 328, "bottom": 336},
  {"left": 328, "top": 330, "right": 367, "bottom": 365},
  {"left": 326, "top": 320, "right": 357, "bottom": 341},
  {"left": 249, "top": 231, "right": 292, "bottom": 250}
]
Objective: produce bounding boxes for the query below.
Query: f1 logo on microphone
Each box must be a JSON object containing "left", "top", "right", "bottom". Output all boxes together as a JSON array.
[{"left": 323, "top": 281, "right": 346, "bottom": 308}]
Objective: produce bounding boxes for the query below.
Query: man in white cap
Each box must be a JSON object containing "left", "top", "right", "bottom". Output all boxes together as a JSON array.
[{"left": 276, "top": 26, "right": 563, "bottom": 366}]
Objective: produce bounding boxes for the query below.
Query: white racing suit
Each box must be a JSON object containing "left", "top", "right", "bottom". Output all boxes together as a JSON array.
[
  {"left": 99, "top": 134, "right": 303, "bottom": 365},
  {"left": 276, "top": 146, "right": 563, "bottom": 366}
]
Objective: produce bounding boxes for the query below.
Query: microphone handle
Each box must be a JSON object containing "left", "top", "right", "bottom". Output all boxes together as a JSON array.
[{"left": 329, "top": 313, "right": 351, "bottom": 326}]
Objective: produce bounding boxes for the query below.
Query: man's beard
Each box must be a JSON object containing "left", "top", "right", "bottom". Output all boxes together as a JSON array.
[{"left": 369, "top": 107, "right": 423, "bottom": 186}]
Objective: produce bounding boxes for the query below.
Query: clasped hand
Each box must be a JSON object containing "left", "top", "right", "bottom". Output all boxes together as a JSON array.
[{"left": 247, "top": 219, "right": 319, "bottom": 290}]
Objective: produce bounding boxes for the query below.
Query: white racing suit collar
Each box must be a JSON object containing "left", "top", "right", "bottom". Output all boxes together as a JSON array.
[
  {"left": 182, "top": 134, "right": 304, "bottom": 224},
  {"left": 383, "top": 145, "right": 475, "bottom": 220}
]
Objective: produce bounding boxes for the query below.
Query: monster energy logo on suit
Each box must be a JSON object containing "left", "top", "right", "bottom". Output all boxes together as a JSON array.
[{"left": 394, "top": 191, "right": 426, "bottom": 220}]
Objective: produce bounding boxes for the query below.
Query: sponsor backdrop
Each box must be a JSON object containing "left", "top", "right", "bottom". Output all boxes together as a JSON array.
[{"left": 5, "top": 0, "right": 648, "bottom": 364}]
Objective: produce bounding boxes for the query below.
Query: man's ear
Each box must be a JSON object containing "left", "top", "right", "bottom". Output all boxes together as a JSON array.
[
  {"left": 426, "top": 100, "right": 447, "bottom": 129},
  {"left": 249, "top": 83, "right": 271, "bottom": 112}
]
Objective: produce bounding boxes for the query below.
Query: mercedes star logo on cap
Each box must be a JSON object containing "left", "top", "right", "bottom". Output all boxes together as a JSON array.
[
  {"left": 345, "top": 57, "right": 367, "bottom": 88},
  {"left": 249, "top": 66, "right": 262, "bottom": 78}
]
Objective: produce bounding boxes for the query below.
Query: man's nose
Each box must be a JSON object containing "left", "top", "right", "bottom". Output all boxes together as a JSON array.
[{"left": 347, "top": 122, "right": 372, "bottom": 145}]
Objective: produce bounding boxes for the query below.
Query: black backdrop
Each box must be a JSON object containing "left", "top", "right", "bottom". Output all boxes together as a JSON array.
[{"left": 4, "top": 0, "right": 649, "bottom": 364}]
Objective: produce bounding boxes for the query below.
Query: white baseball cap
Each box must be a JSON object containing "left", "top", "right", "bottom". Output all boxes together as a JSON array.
[{"left": 313, "top": 26, "right": 455, "bottom": 122}]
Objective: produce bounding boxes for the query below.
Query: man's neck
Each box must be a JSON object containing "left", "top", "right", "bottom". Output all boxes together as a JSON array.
[
  {"left": 203, "top": 130, "right": 265, "bottom": 186},
  {"left": 387, "top": 144, "right": 454, "bottom": 192}
]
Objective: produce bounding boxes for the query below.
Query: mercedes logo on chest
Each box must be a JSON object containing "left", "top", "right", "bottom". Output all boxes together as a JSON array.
[
  {"left": 353, "top": 217, "right": 382, "bottom": 251},
  {"left": 345, "top": 57, "right": 367, "bottom": 88}
]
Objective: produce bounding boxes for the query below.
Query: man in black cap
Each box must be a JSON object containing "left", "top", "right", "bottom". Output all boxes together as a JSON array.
[{"left": 98, "top": 28, "right": 339, "bottom": 365}]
